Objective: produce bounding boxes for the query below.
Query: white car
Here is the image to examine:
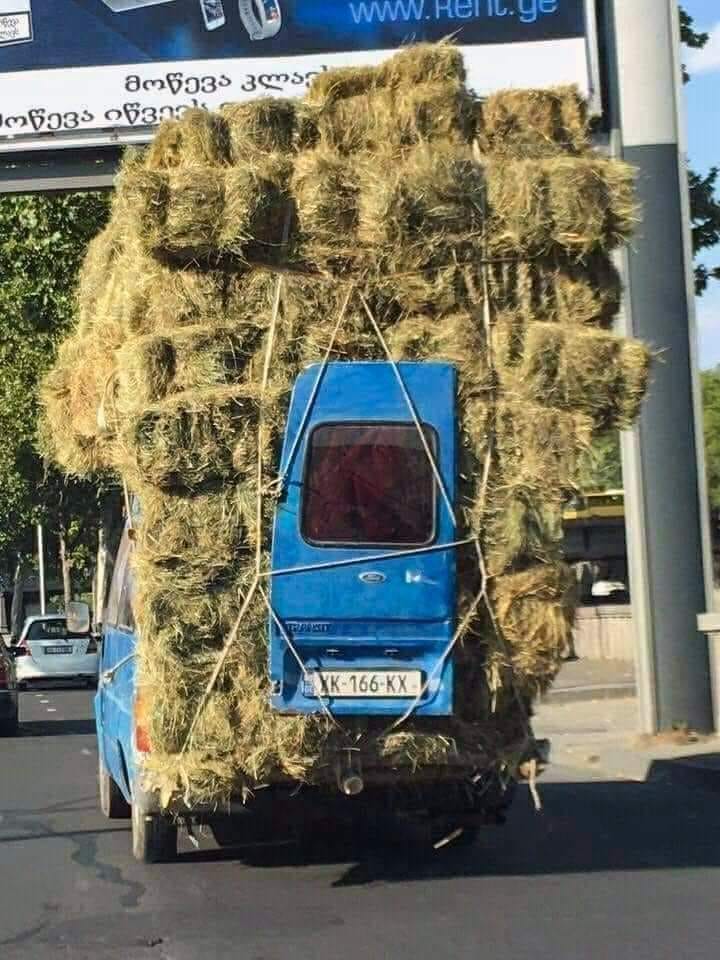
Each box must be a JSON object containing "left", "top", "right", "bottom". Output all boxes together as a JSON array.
[{"left": 13, "top": 614, "right": 99, "bottom": 686}]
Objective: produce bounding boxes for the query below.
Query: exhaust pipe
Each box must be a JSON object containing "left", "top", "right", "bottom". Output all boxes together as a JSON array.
[{"left": 336, "top": 750, "right": 364, "bottom": 796}]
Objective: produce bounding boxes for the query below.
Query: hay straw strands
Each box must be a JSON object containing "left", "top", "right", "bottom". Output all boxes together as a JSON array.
[
  {"left": 220, "top": 99, "right": 318, "bottom": 160},
  {"left": 116, "top": 384, "right": 282, "bottom": 493},
  {"left": 145, "top": 109, "right": 232, "bottom": 170},
  {"left": 315, "top": 81, "right": 475, "bottom": 155},
  {"left": 491, "top": 564, "right": 577, "bottom": 696},
  {"left": 357, "top": 144, "right": 483, "bottom": 268},
  {"left": 376, "top": 42, "right": 467, "bottom": 89},
  {"left": 125, "top": 165, "right": 291, "bottom": 264},
  {"left": 477, "top": 86, "right": 589, "bottom": 158},
  {"left": 484, "top": 156, "right": 638, "bottom": 258},
  {"left": 487, "top": 255, "right": 622, "bottom": 328},
  {"left": 115, "top": 324, "right": 265, "bottom": 411},
  {"left": 493, "top": 322, "right": 652, "bottom": 429}
]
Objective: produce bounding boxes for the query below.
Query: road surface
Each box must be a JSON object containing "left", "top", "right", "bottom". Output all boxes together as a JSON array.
[{"left": 1, "top": 688, "right": 719, "bottom": 959}]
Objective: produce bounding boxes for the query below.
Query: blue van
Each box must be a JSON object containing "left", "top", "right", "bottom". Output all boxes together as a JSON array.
[{"left": 96, "top": 362, "right": 516, "bottom": 862}]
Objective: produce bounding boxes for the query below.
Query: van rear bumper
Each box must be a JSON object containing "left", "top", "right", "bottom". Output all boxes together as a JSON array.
[{"left": 134, "top": 735, "right": 546, "bottom": 817}]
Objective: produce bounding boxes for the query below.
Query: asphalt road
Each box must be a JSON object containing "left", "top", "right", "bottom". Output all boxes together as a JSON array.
[{"left": 1, "top": 689, "right": 720, "bottom": 960}]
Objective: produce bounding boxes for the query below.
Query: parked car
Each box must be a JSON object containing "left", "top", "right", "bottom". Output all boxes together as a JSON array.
[
  {"left": 13, "top": 614, "right": 99, "bottom": 687},
  {"left": 0, "top": 641, "right": 19, "bottom": 735}
]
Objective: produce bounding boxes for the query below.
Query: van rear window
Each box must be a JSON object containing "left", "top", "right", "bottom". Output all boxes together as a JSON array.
[{"left": 302, "top": 423, "right": 436, "bottom": 546}]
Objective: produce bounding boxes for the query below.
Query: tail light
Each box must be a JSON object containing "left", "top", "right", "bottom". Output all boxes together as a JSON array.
[
  {"left": 14, "top": 638, "right": 29, "bottom": 657},
  {"left": 134, "top": 689, "right": 152, "bottom": 753}
]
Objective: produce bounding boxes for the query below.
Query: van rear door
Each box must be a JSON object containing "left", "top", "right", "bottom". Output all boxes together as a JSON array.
[{"left": 269, "top": 362, "right": 457, "bottom": 717}]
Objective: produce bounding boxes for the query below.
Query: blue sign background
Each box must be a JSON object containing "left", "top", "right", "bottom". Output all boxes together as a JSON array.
[{"left": 0, "top": 0, "right": 586, "bottom": 71}]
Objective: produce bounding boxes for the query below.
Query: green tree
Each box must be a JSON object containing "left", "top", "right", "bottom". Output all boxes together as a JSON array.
[
  {"left": 0, "top": 192, "right": 112, "bottom": 609},
  {"left": 681, "top": 7, "right": 720, "bottom": 293},
  {"left": 701, "top": 368, "right": 720, "bottom": 511},
  {"left": 579, "top": 432, "right": 622, "bottom": 493}
]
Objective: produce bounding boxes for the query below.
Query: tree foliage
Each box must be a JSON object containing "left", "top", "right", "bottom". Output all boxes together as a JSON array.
[
  {"left": 579, "top": 432, "right": 623, "bottom": 493},
  {"left": 701, "top": 368, "right": 720, "bottom": 510},
  {"left": 680, "top": 6, "right": 720, "bottom": 293},
  {"left": 0, "top": 192, "right": 112, "bottom": 581}
]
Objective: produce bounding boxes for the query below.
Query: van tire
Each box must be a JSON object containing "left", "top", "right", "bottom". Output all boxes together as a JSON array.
[
  {"left": 132, "top": 804, "right": 177, "bottom": 863},
  {"left": 99, "top": 757, "right": 131, "bottom": 820}
]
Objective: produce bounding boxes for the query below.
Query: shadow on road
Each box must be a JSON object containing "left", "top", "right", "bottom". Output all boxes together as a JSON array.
[
  {"left": 175, "top": 774, "right": 720, "bottom": 885},
  {"left": 18, "top": 719, "right": 96, "bottom": 737}
]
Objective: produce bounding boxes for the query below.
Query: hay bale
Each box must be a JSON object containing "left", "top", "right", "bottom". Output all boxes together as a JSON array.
[
  {"left": 75, "top": 225, "right": 122, "bottom": 329},
  {"left": 145, "top": 109, "right": 231, "bottom": 170},
  {"left": 220, "top": 166, "right": 291, "bottom": 257},
  {"left": 386, "top": 312, "right": 489, "bottom": 389},
  {"left": 485, "top": 156, "right": 637, "bottom": 257},
  {"left": 125, "top": 165, "right": 291, "bottom": 262},
  {"left": 116, "top": 324, "right": 265, "bottom": 418},
  {"left": 306, "top": 65, "right": 379, "bottom": 106},
  {"left": 488, "top": 255, "right": 622, "bottom": 327},
  {"left": 377, "top": 42, "right": 466, "bottom": 88},
  {"left": 38, "top": 343, "right": 109, "bottom": 477},
  {"left": 548, "top": 158, "right": 637, "bottom": 255},
  {"left": 492, "top": 564, "right": 577, "bottom": 696},
  {"left": 485, "top": 160, "right": 553, "bottom": 255},
  {"left": 117, "top": 385, "right": 265, "bottom": 492},
  {"left": 221, "top": 99, "right": 306, "bottom": 160},
  {"left": 477, "top": 402, "right": 592, "bottom": 571},
  {"left": 478, "top": 86, "right": 588, "bottom": 157},
  {"left": 291, "top": 147, "right": 360, "bottom": 265},
  {"left": 144, "top": 168, "right": 226, "bottom": 258},
  {"left": 358, "top": 144, "right": 482, "bottom": 269},
  {"left": 317, "top": 80, "right": 475, "bottom": 154},
  {"left": 133, "top": 488, "right": 250, "bottom": 598},
  {"left": 494, "top": 322, "right": 652, "bottom": 429}
]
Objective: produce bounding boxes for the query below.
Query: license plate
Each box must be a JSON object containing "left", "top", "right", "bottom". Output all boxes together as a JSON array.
[
  {"left": 310, "top": 670, "right": 422, "bottom": 698},
  {"left": 44, "top": 646, "right": 73, "bottom": 655}
]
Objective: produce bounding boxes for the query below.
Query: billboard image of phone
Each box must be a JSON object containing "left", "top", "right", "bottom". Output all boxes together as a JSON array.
[
  {"left": 238, "top": 0, "right": 281, "bottom": 42},
  {"left": 199, "top": 0, "right": 225, "bottom": 30},
  {"left": 100, "top": 0, "right": 175, "bottom": 11}
]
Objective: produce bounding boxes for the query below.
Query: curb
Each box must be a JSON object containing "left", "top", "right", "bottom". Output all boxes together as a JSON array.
[{"left": 542, "top": 682, "right": 637, "bottom": 704}]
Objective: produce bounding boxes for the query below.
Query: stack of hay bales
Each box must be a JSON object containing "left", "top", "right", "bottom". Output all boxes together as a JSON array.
[{"left": 40, "top": 44, "right": 650, "bottom": 806}]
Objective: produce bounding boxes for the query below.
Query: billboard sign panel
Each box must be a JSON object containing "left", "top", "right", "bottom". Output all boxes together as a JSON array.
[{"left": 0, "top": 0, "right": 598, "bottom": 153}]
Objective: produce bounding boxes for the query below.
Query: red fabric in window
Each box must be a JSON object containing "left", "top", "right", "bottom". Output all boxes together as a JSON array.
[{"left": 303, "top": 425, "right": 434, "bottom": 545}]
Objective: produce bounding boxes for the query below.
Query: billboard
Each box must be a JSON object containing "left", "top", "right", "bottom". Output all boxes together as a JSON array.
[{"left": 0, "top": 0, "right": 598, "bottom": 153}]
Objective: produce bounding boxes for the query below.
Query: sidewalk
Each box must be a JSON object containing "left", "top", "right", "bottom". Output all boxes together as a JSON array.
[
  {"left": 545, "top": 657, "right": 636, "bottom": 703},
  {"left": 534, "top": 694, "right": 720, "bottom": 791}
]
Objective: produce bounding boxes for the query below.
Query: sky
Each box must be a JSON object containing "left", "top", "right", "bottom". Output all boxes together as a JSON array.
[{"left": 683, "top": 0, "right": 720, "bottom": 368}]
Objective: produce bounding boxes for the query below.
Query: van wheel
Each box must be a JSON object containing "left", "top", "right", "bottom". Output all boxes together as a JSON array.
[
  {"left": 99, "top": 757, "right": 130, "bottom": 819},
  {"left": 132, "top": 804, "right": 177, "bottom": 863}
]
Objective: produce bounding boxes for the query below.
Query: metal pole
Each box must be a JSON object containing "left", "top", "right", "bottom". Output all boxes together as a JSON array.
[
  {"left": 36, "top": 523, "right": 46, "bottom": 616},
  {"left": 606, "top": 0, "right": 714, "bottom": 732}
]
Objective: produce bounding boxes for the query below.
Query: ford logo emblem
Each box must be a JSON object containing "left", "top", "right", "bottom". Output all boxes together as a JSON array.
[{"left": 359, "top": 571, "right": 387, "bottom": 584}]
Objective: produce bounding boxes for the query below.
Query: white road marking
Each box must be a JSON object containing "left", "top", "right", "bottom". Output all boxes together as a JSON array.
[
  {"left": 46, "top": 708, "right": 57, "bottom": 713},
  {"left": 40, "top": 699, "right": 49, "bottom": 704},
  {"left": 81, "top": 748, "right": 92, "bottom": 756}
]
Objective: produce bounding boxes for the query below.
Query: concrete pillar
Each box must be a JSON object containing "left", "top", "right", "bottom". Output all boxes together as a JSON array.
[{"left": 605, "top": 0, "right": 714, "bottom": 731}]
